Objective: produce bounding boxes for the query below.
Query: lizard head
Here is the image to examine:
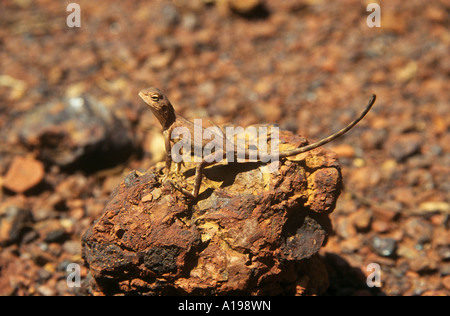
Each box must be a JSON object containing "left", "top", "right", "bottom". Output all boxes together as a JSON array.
[{"left": 139, "top": 87, "right": 176, "bottom": 129}]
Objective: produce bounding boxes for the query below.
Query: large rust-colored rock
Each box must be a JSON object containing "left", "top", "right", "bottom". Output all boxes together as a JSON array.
[{"left": 82, "top": 130, "right": 342, "bottom": 295}]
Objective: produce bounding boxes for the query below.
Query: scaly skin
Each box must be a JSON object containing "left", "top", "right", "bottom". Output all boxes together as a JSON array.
[{"left": 139, "top": 87, "right": 376, "bottom": 200}]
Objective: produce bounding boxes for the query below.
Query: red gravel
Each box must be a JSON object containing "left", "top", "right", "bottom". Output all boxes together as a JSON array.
[{"left": 0, "top": 0, "right": 449, "bottom": 295}]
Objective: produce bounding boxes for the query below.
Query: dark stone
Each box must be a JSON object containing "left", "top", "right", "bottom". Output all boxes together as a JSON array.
[
  {"left": 0, "top": 206, "right": 33, "bottom": 246},
  {"left": 387, "top": 133, "right": 422, "bottom": 162},
  {"left": 281, "top": 214, "right": 327, "bottom": 261},
  {"left": 18, "top": 96, "right": 136, "bottom": 172},
  {"left": 143, "top": 246, "right": 182, "bottom": 275},
  {"left": 403, "top": 218, "right": 433, "bottom": 245}
]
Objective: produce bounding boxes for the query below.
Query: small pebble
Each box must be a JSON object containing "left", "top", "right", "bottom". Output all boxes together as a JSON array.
[
  {"left": 437, "top": 247, "right": 450, "bottom": 261},
  {"left": 330, "top": 144, "right": 355, "bottom": 158},
  {"left": 0, "top": 205, "right": 33, "bottom": 246},
  {"left": 440, "top": 263, "right": 450, "bottom": 276},
  {"left": 37, "top": 284, "right": 56, "bottom": 296},
  {"left": 371, "top": 236, "right": 397, "bottom": 258},
  {"left": 443, "top": 276, "right": 450, "bottom": 291},
  {"left": 404, "top": 218, "right": 433, "bottom": 245},
  {"left": 418, "top": 201, "right": 450, "bottom": 215},
  {"left": 2, "top": 156, "right": 45, "bottom": 193},
  {"left": 228, "top": 0, "right": 261, "bottom": 14},
  {"left": 387, "top": 134, "right": 422, "bottom": 162}
]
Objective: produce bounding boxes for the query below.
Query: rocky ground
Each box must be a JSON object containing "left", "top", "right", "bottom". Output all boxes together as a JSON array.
[{"left": 0, "top": 0, "right": 449, "bottom": 295}]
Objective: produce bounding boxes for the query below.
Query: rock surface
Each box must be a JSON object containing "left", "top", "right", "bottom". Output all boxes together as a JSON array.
[{"left": 82, "top": 130, "right": 341, "bottom": 295}]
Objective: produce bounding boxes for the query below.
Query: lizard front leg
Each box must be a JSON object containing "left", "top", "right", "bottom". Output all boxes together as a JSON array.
[
  {"left": 175, "top": 161, "right": 185, "bottom": 175},
  {"left": 160, "top": 127, "right": 199, "bottom": 199},
  {"left": 161, "top": 129, "right": 172, "bottom": 182}
]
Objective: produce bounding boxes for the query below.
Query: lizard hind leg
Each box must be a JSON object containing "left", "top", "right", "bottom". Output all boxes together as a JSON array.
[
  {"left": 165, "top": 179, "right": 196, "bottom": 200},
  {"left": 191, "top": 151, "right": 222, "bottom": 199}
]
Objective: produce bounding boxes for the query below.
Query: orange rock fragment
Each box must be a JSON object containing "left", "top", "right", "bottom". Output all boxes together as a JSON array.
[{"left": 3, "top": 156, "right": 45, "bottom": 193}]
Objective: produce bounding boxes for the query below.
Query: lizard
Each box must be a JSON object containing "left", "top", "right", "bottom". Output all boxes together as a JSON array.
[{"left": 139, "top": 87, "right": 376, "bottom": 200}]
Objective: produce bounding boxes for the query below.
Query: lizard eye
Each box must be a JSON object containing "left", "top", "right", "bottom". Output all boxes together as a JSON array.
[{"left": 150, "top": 94, "right": 161, "bottom": 102}]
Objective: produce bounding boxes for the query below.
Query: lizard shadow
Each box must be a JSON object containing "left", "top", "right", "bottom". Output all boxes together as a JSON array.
[{"left": 181, "top": 161, "right": 264, "bottom": 200}]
